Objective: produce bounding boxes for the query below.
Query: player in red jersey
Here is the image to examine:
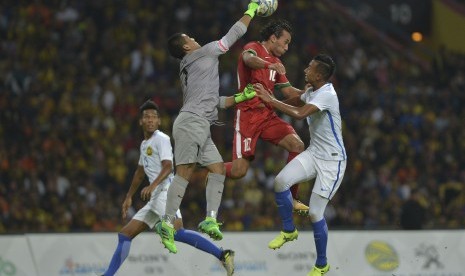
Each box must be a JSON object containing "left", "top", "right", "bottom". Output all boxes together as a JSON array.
[{"left": 219, "top": 20, "right": 308, "bottom": 214}]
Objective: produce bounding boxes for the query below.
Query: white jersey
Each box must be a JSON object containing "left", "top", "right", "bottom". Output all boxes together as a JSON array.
[
  {"left": 300, "top": 83, "right": 346, "bottom": 161},
  {"left": 133, "top": 130, "right": 180, "bottom": 228},
  {"left": 138, "top": 130, "right": 174, "bottom": 192}
]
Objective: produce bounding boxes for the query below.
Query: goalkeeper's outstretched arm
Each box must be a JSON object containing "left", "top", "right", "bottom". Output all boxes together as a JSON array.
[
  {"left": 218, "top": 85, "right": 256, "bottom": 109},
  {"left": 240, "top": 0, "right": 260, "bottom": 26}
]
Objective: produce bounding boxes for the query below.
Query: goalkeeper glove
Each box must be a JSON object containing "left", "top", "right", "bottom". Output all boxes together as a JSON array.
[
  {"left": 234, "top": 84, "right": 256, "bottom": 103},
  {"left": 244, "top": 0, "right": 259, "bottom": 18}
]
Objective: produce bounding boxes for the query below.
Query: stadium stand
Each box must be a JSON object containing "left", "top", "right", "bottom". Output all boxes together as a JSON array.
[{"left": 0, "top": 0, "right": 464, "bottom": 234}]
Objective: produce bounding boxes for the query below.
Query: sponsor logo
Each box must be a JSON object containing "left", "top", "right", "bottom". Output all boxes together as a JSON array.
[
  {"left": 415, "top": 243, "right": 444, "bottom": 270},
  {"left": 276, "top": 251, "right": 316, "bottom": 275},
  {"left": 59, "top": 258, "right": 106, "bottom": 275},
  {"left": 276, "top": 251, "right": 316, "bottom": 261},
  {"left": 0, "top": 257, "right": 16, "bottom": 276},
  {"left": 127, "top": 254, "right": 168, "bottom": 263},
  {"left": 127, "top": 254, "right": 169, "bottom": 274},
  {"left": 365, "top": 240, "right": 399, "bottom": 272},
  {"left": 277, "top": 251, "right": 317, "bottom": 273},
  {"left": 211, "top": 261, "right": 267, "bottom": 273}
]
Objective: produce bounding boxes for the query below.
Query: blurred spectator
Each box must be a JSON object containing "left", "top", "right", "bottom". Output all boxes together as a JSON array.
[
  {"left": 400, "top": 188, "right": 427, "bottom": 230},
  {"left": 0, "top": 0, "right": 464, "bottom": 233}
]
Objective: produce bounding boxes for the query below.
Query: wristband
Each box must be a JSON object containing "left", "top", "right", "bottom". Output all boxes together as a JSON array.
[{"left": 218, "top": 96, "right": 227, "bottom": 109}]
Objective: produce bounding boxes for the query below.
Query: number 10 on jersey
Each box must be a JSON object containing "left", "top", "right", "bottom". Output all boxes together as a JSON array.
[
  {"left": 243, "top": 138, "right": 252, "bottom": 152},
  {"left": 269, "top": 70, "right": 276, "bottom": 82}
]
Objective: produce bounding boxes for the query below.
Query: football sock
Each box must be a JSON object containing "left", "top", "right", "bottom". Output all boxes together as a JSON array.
[
  {"left": 175, "top": 229, "right": 222, "bottom": 259},
  {"left": 224, "top": 162, "right": 233, "bottom": 178},
  {"left": 287, "top": 152, "right": 299, "bottom": 199},
  {"left": 103, "top": 233, "right": 132, "bottom": 276},
  {"left": 313, "top": 218, "right": 328, "bottom": 267},
  {"left": 165, "top": 175, "right": 189, "bottom": 218},
  {"left": 275, "top": 190, "right": 295, "bottom": 232},
  {"left": 205, "top": 173, "right": 225, "bottom": 218}
]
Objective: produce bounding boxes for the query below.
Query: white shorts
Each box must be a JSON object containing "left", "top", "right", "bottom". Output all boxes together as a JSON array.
[
  {"left": 277, "top": 149, "right": 346, "bottom": 200},
  {"left": 132, "top": 186, "right": 182, "bottom": 229}
]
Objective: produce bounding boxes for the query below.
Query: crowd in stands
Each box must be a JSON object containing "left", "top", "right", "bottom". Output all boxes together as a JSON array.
[{"left": 1, "top": 0, "right": 464, "bottom": 234}]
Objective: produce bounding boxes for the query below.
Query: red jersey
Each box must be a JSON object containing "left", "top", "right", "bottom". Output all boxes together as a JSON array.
[{"left": 236, "top": 41, "right": 290, "bottom": 111}]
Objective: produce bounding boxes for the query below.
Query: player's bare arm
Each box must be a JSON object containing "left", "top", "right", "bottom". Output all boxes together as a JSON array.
[
  {"left": 280, "top": 83, "right": 311, "bottom": 106},
  {"left": 140, "top": 159, "right": 173, "bottom": 201},
  {"left": 122, "top": 165, "right": 146, "bottom": 219},
  {"left": 280, "top": 85, "right": 303, "bottom": 99},
  {"left": 282, "top": 95, "right": 305, "bottom": 107},
  {"left": 254, "top": 83, "right": 319, "bottom": 120},
  {"left": 221, "top": 97, "right": 236, "bottom": 109},
  {"left": 242, "top": 51, "right": 286, "bottom": 74}
]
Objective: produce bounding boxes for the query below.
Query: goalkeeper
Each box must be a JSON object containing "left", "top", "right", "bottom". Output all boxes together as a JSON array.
[{"left": 159, "top": 1, "right": 260, "bottom": 254}]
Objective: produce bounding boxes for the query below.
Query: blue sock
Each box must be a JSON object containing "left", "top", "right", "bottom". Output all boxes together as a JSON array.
[
  {"left": 275, "top": 190, "right": 295, "bottom": 232},
  {"left": 104, "top": 233, "right": 132, "bottom": 276},
  {"left": 312, "top": 218, "right": 328, "bottom": 267},
  {"left": 175, "top": 229, "right": 222, "bottom": 259}
]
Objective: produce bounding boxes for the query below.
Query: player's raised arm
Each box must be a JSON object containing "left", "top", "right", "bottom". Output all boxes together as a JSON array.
[
  {"left": 242, "top": 51, "right": 287, "bottom": 74},
  {"left": 240, "top": 0, "right": 260, "bottom": 26},
  {"left": 216, "top": 1, "right": 259, "bottom": 54}
]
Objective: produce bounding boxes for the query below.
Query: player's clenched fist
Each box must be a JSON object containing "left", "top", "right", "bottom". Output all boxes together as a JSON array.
[{"left": 244, "top": 0, "right": 260, "bottom": 18}]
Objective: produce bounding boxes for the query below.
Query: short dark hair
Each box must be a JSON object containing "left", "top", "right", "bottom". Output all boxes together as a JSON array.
[
  {"left": 139, "top": 100, "right": 159, "bottom": 115},
  {"left": 313, "top": 54, "right": 336, "bottom": 80},
  {"left": 167, "top": 33, "right": 187, "bottom": 59},
  {"left": 260, "top": 19, "right": 293, "bottom": 41}
]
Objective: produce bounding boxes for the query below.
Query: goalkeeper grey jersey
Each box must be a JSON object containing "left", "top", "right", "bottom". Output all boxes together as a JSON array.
[{"left": 179, "top": 21, "right": 247, "bottom": 123}]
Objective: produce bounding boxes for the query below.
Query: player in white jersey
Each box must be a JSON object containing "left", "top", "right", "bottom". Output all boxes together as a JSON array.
[
  {"left": 158, "top": 0, "right": 260, "bottom": 254},
  {"left": 254, "top": 54, "right": 346, "bottom": 276},
  {"left": 102, "top": 101, "right": 235, "bottom": 276}
]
